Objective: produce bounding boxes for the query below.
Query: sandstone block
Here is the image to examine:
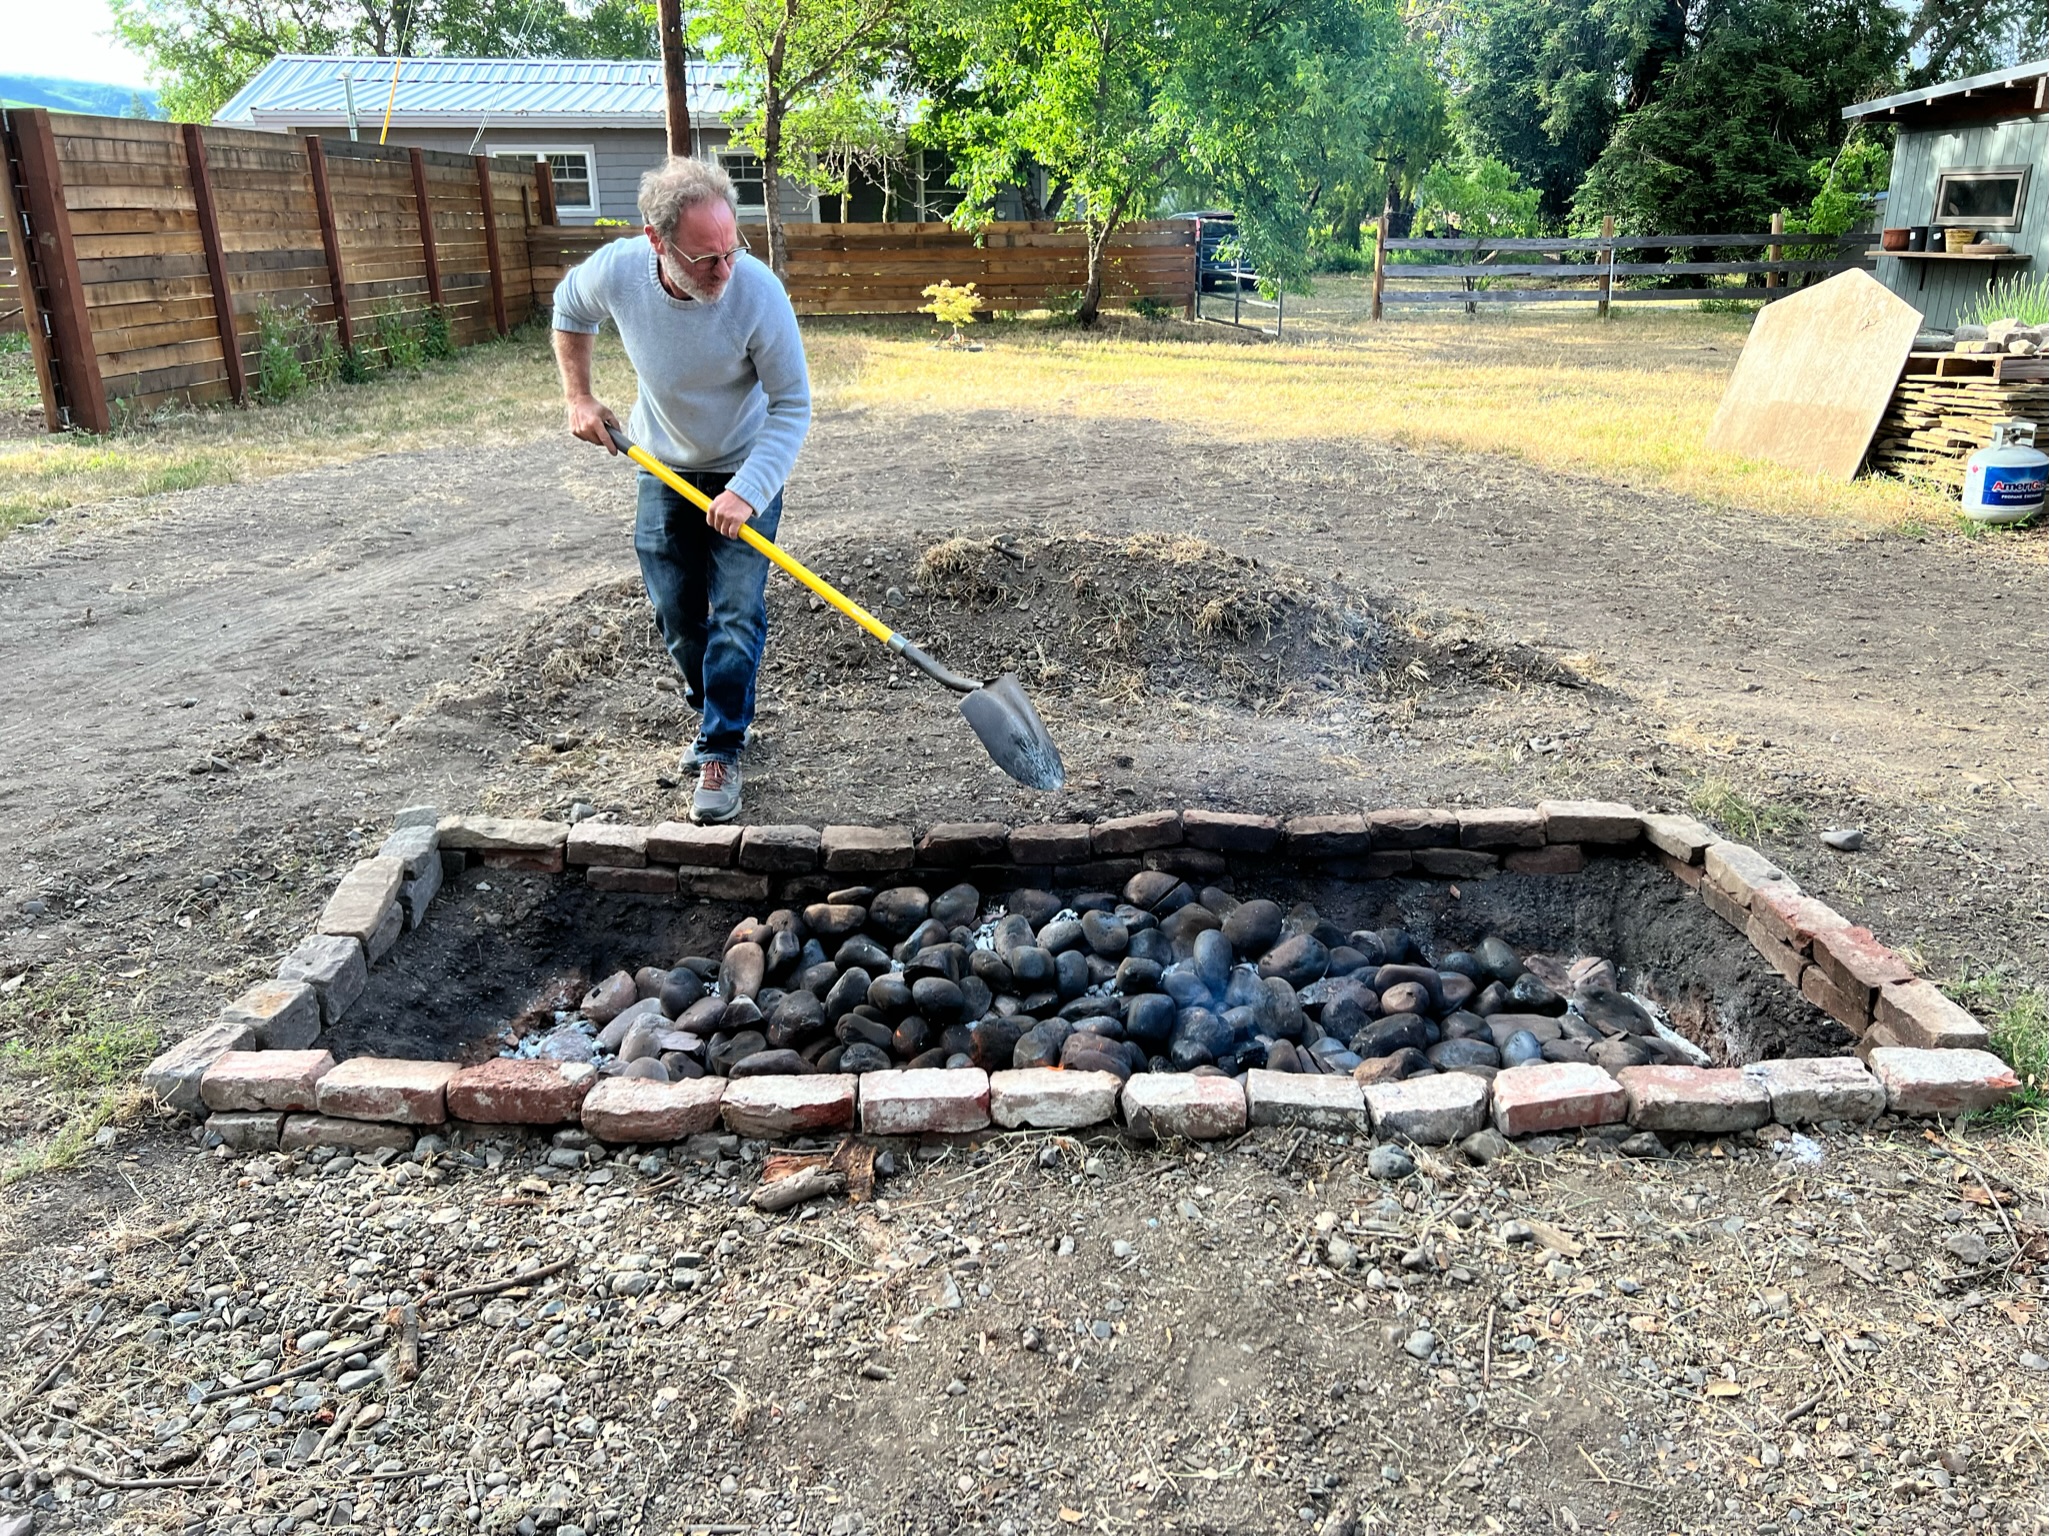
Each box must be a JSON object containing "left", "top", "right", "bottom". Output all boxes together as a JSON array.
[
  {"left": 988, "top": 1068, "right": 1122, "bottom": 1130},
  {"left": 566, "top": 822, "right": 650, "bottom": 868},
  {"left": 377, "top": 823, "right": 440, "bottom": 879},
  {"left": 1868, "top": 1047, "right": 2019, "bottom": 1117},
  {"left": 1875, "top": 980, "right": 1990, "bottom": 1050},
  {"left": 917, "top": 823, "right": 1011, "bottom": 865},
  {"left": 1458, "top": 808, "right": 1544, "bottom": 849},
  {"left": 1491, "top": 1062, "right": 1625, "bottom": 1137},
  {"left": 821, "top": 825, "right": 915, "bottom": 873},
  {"left": 480, "top": 847, "right": 566, "bottom": 873},
  {"left": 581, "top": 1077, "right": 726, "bottom": 1142},
  {"left": 860, "top": 1068, "right": 992, "bottom": 1135},
  {"left": 1245, "top": 1069, "right": 1367, "bottom": 1130},
  {"left": 1284, "top": 814, "right": 1370, "bottom": 858},
  {"left": 365, "top": 897, "right": 404, "bottom": 965},
  {"left": 1092, "top": 811, "right": 1183, "bottom": 855},
  {"left": 1741, "top": 1057, "right": 1886, "bottom": 1124},
  {"left": 721, "top": 1074, "right": 857, "bottom": 1138},
  {"left": 1361, "top": 1072, "right": 1490, "bottom": 1144},
  {"left": 1506, "top": 845, "right": 1584, "bottom": 875},
  {"left": 1366, "top": 808, "right": 1458, "bottom": 849},
  {"left": 1702, "top": 842, "right": 1796, "bottom": 908},
  {"left": 201, "top": 1049, "right": 334, "bottom": 1113},
  {"left": 1616, "top": 1065, "right": 1771, "bottom": 1134},
  {"left": 318, "top": 857, "right": 404, "bottom": 947},
  {"left": 279, "top": 1114, "right": 414, "bottom": 1153},
  {"left": 1009, "top": 823, "right": 1093, "bottom": 864},
  {"left": 1640, "top": 812, "right": 1718, "bottom": 864},
  {"left": 675, "top": 867, "right": 773, "bottom": 901},
  {"left": 1182, "top": 809, "right": 1283, "bottom": 853},
  {"left": 586, "top": 866, "right": 678, "bottom": 895},
  {"left": 1701, "top": 881, "right": 1750, "bottom": 929},
  {"left": 445, "top": 1060, "right": 595, "bottom": 1125},
  {"left": 222, "top": 978, "right": 322, "bottom": 1050},
  {"left": 1414, "top": 848, "right": 1499, "bottom": 878},
  {"left": 400, "top": 850, "right": 443, "bottom": 929},
  {"left": 435, "top": 815, "right": 570, "bottom": 853},
  {"left": 1122, "top": 1074, "right": 1246, "bottom": 1140},
  {"left": 1535, "top": 800, "right": 1640, "bottom": 845},
  {"left": 142, "top": 1020, "right": 256, "bottom": 1116},
  {"left": 206, "top": 1111, "right": 283, "bottom": 1152},
  {"left": 738, "top": 825, "right": 821, "bottom": 873},
  {"left": 647, "top": 821, "right": 741, "bottom": 866},
  {"left": 391, "top": 803, "right": 439, "bottom": 830},
  {"left": 315, "top": 1057, "right": 460, "bottom": 1124}
]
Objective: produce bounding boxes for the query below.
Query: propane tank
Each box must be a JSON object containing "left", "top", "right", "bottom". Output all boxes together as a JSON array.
[{"left": 1963, "top": 419, "right": 2048, "bottom": 524}]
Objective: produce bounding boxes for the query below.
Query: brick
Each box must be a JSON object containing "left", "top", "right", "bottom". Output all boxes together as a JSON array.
[
  {"left": 918, "top": 823, "right": 1011, "bottom": 864},
  {"left": 435, "top": 815, "right": 570, "bottom": 853},
  {"left": 1458, "top": 808, "right": 1544, "bottom": 849},
  {"left": 1284, "top": 814, "right": 1370, "bottom": 858},
  {"left": 988, "top": 1068, "right": 1122, "bottom": 1130},
  {"left": 1009, "top": 823, "right": 1093, "bottom": 864},
  {"left": 721, "top": 1074, "right": 857, "bottom": 1138},
  {"left": 738, "top": 825, "right": 821, "bottom": 873},
  {"left": 1868, "top": 1047, "right": 2020, "bottom": 1117},
  {"left": 860, "top": 1068, "right": 992, "bottom": 1135},
  {"left": 365, "top": 898, "right": 404, "bottom": 965},
  {"left": 1143, "top": 847, "right": 1230, "bottom": 878},
  {"left": 586, "top": 866, "right": 679, "bottom": 895},
  {"left": 1654, "top": 850, "right": 1705, "bottom": 889},
  {"left": 480, "top": 847, "right": 566, "bottom": 874},
  {"left": 1741, "top": 1057, "right": 1886, "bottom": 1124},
  {"left": 1702, "top": 842, "right": 1797, "bottom": 908},
  {"left": 201, "top": 1049, "right": 334, "bottom": 1113},
  {"left": 1360, "top": 1072, "right": 1489, "bottom": 1144},
  {"left": 1811, "top": 926, "right": 1914, "bottom": 1005},
  {"left": 581, "top": 1077, "right": 726, "bottom": 1142},
  {"left": 1536, "top": 800, "right": 1641, "bottom": 845},
  {"left": 1366, "top": 808, "right": 1458, "bottom": 849},
  {"left": 820, "top": 825, "right": 915, "bottom": 873},
  {"left": 1122, "top": 1074, "right": 1247, "bottom": 1140},
  {"left": 318, "top": 857, "right": 404, "bottom": 946},
  {"left": 445, "top": 1060, "right": 596, "bottom": 1125},
  {"left": 1616, "top": 1065, "right": 1771, "bottom": 1134},
  {"left": 676, "top": 867, "right": 774, "bottom": 902},
  {"left": 377, "top": 823, "right": 440, "bottom": 879},
  {"left": 279, "top": 1114, "right": 414, "bottom": 1153},
  {"left": 647, "top": 821, "right": 741, "bottom": 866},
  {"left": 566, "top": 822, "right": 650, "bottom": 868},
  {"left": 315, "top": 1057, "right": 460, "bottom": 1124},
  {"left": 1640, "top": 813, "right": 1718, "bottom": 864},
  {"left": 1750, "top": 887, "right": 1851, "bottom": 957},
  {"left": 142, "top": 1020, "right": 256, "bottom": 1115},
  {"left": 1182, "top": 809, "right": 1283, "bottom": 853},
  {"left": 1800, "top": 964, "right": 1870, "bottom": 1033},
  {"left": 400, "top": 851, "right": 442, "bottom": 929},
  {"left": 222, "top": 979, "right": 322, "bottom": 1050},
  {"left": 1701, "top": 880, "right": 1750, "bottom": 929},
  {"left": 1875, "top": 980, "right": 1991, "bottom": 1050},
  {"left": 1506, "top": 845, "right": 1584, "bottom": 875},
  {"left": 1246, "top": 1069, "right": 1368, "bottom": 1130},
  {"left": 1746, "top": 916, "right": 1807, "bottom": 984},
  {"left": 206, "top": 1111, "right": 283, "bottom": 1152},
  {"left": 1854, "top": 1022, "right": 1904, "bottom": 1064},
  {"left": 1413, "top": 848, "right": 1499, "bottom": 879},
  {"left": 1092, "top": 811, "right": 1183, "bottom": 855},
  {"left": 1490, "top": 1062, "right": 1626, "bottom": 1137}
]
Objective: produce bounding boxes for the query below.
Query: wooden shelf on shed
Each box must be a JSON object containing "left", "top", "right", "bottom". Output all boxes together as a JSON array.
[{"left": 1865, "top": 248, "right": 2031, "bottom": 291}]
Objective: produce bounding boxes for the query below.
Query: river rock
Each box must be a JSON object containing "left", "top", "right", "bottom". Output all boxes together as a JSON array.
[
  {"left": 1221, "top": 899, "right": 1283, "bottom": 955},
  {"left": 721, "top": 943, "right": 766, "bottom": 1002},
  {"left": 730, "top": 1048, "right": 808, "bottom": 1077},
  {"left": 1473, "top": 936, "right": 1523, "bottom": 983},
  {"left": 1508, "top": 973, "right": 1565, "bottom": 1014},
  {"left": 1259, "top": 933, "right": 1329, "bottom": 987},
  {"left": 1082, "top": 910, "right": 1130, "bottom": 957},
  {"left": 707, "top": 1030, "right": 768, "bottom": 1076}
]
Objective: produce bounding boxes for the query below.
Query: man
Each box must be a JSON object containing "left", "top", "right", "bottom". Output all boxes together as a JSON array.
[{"left": 551, "top": 157, "right": 811, "bottom": 824}]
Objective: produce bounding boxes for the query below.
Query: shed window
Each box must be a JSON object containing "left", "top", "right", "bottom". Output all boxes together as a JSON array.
[
  {"left": 1934, "top": 166, "right": 2028, "bottom": 229},
  {"left": 721, "top": 153, "right": 768, "bottom": 209},
  {"left": 490, "top": 146, "right": 597, "bottom": 215}
]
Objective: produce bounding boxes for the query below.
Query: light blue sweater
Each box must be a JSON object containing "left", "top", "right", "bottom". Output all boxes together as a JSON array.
[{"left": 551, "top": 237, "right": 811, "bottom": 513}]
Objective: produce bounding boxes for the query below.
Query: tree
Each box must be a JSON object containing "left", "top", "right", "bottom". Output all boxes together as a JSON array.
[
  {"left": 1414, "top": 151, "right": 1542, "bottom": 236},
  {"left": 656, "top": 0, "right": 691, "bottom": 156},
  {"left": 784, "top": 88, "right": 911, "bottom": 221}
]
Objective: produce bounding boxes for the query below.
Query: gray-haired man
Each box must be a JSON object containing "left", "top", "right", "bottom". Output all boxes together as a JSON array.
[{"left": 551, "top": 157, "right": 811, "bottom": 824}]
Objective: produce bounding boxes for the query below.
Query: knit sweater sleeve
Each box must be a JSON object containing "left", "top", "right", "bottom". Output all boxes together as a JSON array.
[
  {"left": 550, "top": 242, "right": 613, "bottom": 335},
  {"left": 728, "top": 267, "right": 812, "bottom": 511}
]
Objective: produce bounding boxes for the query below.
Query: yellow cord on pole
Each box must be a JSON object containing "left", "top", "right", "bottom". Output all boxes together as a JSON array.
[
  {"left": 620, "top": 441, "right": 897, "bottom": 645},
  {"left": 378, "top": 58, "right": 403, "bottom": 144}
]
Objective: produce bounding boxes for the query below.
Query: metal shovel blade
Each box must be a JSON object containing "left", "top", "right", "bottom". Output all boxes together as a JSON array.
[{"left": 959, "top": 673, "right": 1066, "bottom": 790}]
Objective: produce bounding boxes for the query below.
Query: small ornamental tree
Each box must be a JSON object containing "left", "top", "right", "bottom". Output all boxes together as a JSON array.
[{"left": 921, "top": 280, "right": 984, "bottom": 344}]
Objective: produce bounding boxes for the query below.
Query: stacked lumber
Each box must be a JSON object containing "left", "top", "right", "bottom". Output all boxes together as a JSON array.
[{"left": 1867, "top": 352, "right": 2049, "bottom": 486}]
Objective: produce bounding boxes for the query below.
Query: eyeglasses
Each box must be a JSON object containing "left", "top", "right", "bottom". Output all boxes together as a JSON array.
[{"left": 658, "top": 231, "right": 749, "bottom": 268}]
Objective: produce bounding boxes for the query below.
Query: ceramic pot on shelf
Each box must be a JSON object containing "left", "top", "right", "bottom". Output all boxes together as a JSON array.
[
  {"left": 1906, "top": 226, "right": 1929, "bottom": 250},
  {"left": 1943, "top": 227, "right": 1980, "bottom": 252},
  {"left": 1880, "top": 228, "right": 1910, "bottom": 251}
]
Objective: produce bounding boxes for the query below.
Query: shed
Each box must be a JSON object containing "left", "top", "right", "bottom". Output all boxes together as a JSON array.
[{"left": 1845, "top": 61, "right": 2049, "bottom": 329}]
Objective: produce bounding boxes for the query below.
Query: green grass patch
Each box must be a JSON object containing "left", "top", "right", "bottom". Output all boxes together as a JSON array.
[
  {"left": 1948, "top": 972, "right": 2049, "bottom": 1127},
  {"left": 1687, "top": 774, "right": 1806, "bottom": 844},
  {"left": 0, "top": 970, "right": 161, "bottom": 1184}
]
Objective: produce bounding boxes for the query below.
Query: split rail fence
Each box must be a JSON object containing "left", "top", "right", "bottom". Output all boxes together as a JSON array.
[{"left": 1368, "top": 216, "right": 1874, "bottom": 316}]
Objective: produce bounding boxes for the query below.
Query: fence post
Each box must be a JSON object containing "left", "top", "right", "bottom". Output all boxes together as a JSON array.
[
  {"left": 408, "top": 148, "right": 443, "bottom": 308},
  {"left": 1598, "top": 216, "right": 1615, "bottom": 320},
  {"left": 0, "top": 111, "right": 62, "bottom": 430},
  {"left": 1767, "top": 209, "right": 1784, "bottom": 295},
  {"left": 534, "top": 158, "right": 558, "bottom": 226},
  {"left": 1371, "top": 191, "right": 1390, "bottom": 322},
  {"left": 1185, "top": 222, "right": 1198, "bottom": 320},
  {"left": 305, "top": 137, "right": 352, "bottom": 351},
  {"left": 181, "top": 123, "right": 246, "bottom": 405},
  {"left": 475, "top": 155, "right": 508, "bottom": 337},
  {"left": 10, "top": 109, "right": 109, "bottom": 433}
]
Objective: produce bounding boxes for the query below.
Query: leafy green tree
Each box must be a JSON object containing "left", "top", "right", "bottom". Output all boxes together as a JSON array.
[{"left": 1415, "top": 151, "right": 1542, "bottom": 236}]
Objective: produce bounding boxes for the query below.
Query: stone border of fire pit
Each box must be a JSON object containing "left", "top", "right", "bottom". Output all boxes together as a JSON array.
[{"left": 142, "top": 800, "right": 2021, "bottom": 1160}]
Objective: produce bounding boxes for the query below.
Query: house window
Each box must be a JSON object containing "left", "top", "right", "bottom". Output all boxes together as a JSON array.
[
  {"left": 721, "top": 153, "right": 767, "bottom": 209},
  {"left": 1934, "top": 166, "right": 2028, "bottom": 229},
  {"left": 490, "top": 146, "right": 598, "bottom": 216}
]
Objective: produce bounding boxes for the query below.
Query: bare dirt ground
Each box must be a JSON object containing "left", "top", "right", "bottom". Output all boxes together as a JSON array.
[{"left": 2, "top": 397, "right": 2047, "bottom": 1533}]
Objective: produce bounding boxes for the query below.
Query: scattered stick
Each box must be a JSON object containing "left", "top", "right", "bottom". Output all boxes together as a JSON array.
[
  {"left": 751, "top": 1166, "right": 846, "bottom": 1212},
  {"left": 51, "top": 1461, "right": 218, "bottom": 1491},
  {"left": 418, "top": 1258, "right": 575, "bottom": 1310},
  {"left": 0, "top": 1330, "right": 92, "bottom": 1427},
  {"left": 1575, "top": 1445, "right": 1655, "bottom": 1491},
  {"left": 197, "top": 1355, "right": 333, "bottom": 1404},
  {"left": 1775, "top": 1392, "right": 1824, "bottom": 1427},
  {"left": 312, "top": 1400, "right": 360, "bottom": 1464},
  {"left": 1482, "top": 1306, "right": 1495, "bottom": 1390},
  {"left": 396, "top": 1305, "right": 421, "bottom": 1384}
]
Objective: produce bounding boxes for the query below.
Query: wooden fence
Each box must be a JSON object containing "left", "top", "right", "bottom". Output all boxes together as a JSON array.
[
  {"left": 0, "top": 221, "right": 20, "bottom": 334},
  {"left": 1369, "top": 217, "right": 1874, "bottom": 316}
]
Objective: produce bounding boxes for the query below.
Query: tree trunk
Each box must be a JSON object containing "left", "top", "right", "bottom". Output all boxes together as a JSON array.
[
  {"left": 657, "top": 0, "right": 692, "bottom": 157},
  {"left": 1077, "top": 222, "right": 1111, "bottom": 327},
  {"left": 763, "top": 97, "right": 788, "bottom": 276}
]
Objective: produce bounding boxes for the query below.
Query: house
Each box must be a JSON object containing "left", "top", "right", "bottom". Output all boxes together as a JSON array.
[{"left": 1845, "top": 62, "right": 2045, "bottom": 329}]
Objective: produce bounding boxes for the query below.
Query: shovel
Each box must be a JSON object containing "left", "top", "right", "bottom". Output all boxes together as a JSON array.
[{"left": 604, "top": 426, "right": 1065, "bottom": 791}]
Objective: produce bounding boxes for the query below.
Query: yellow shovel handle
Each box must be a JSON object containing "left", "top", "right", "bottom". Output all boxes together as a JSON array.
[{"left": 617, "top": 437, "right": 894, "bottom": 646}]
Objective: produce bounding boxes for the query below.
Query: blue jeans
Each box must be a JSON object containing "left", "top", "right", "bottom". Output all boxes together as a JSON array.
[{"left": 634, "top": 468, "right": 782, "bottom": 763}]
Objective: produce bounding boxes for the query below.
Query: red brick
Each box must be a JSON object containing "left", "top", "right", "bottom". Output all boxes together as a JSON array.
[
  {"left": 1284, "top": 814, "right": 1370, "bottom": 858},
  {"left": 445, "top": 1059, "right": 596, "bottom": 1125},
  {"left": 1641, "top": 812, "right": 1718, "bottom": 864},
  {"left": 1799, "top": 964, "right": 1869, "bottom": 1034},
  {"left": 1414, "top": 848, "right": 1500, "bottom": 878},
  {"left": 1811, "top": 925, "right": 1914, "bottom": 1004},
  {"left": 1244, "top": 1069, "right": 1367, "bottom": 1130},
  {"left": 1749, "top": 887, "right": 1851, "bottom": 957},
  {"left": 859, "top": 1068, "right": 991, "bottom": 1134},
  {"left": 279, "top": 1114, "right": 414, "bottom": 1153},
  {"left": 1490, "top": 1062, "right": 1625, "bottom": 1137},
  {"left": 1535, "top": 800, "right": 1640, "bottom": 845},
  {"left": 721, "top": 1074, "right": 857, "bottom": 1138},
  {"left": 1746, "top": 916, "right": 1807, "bottom": 984},
  {"left": 1506, "top": 844, "right": 1584, "bottom": 875},
  {"left": 1009, "top": 823, "right": 1093, "bottom": 864},
  {"left": 1182, "top": 809, "right": 1283, "bottom": 853},
  {"left": 1701, "top": 880, "right": 1749, "bottom": 929},
  {"left": 675, "top": 867, "right": 772, "bottom": 901},
  {"left": 1091, "top": 811, "right": 1183, "bottom": 855},
  {"left": 587, "top": 865, "right": 678, "bottom": 895},
  {"left": 1458, "top": 808, "right": 1544, "bottom": 849},
  {"left": 566, "top": 823, "right": 649, "bottom": 868},
  {"left": 989, "top": 1068, "right": 1121, "bottom": 1130},
  {"left": 1741, "top": 1057, "right": 1886, "bottom": 1123},
  {"left": 1122, "top": 1074, "right": 1246, "bottom": 1140},
  {"left": 1854, "top": 1022, "right": 1904, "bottom": 1064},
  {"left": 1616, "top": 1065, "right": 1770, "bottom": 1134},
  {"left": 481, "top": 847, "right": 566, "bottom": 873},
  {"left": 1143, "top": 847, "right": 1229, "bottom": 878},
  {"left": 221, "top": 979, "right": 322, "bottom": 1050},
  {"left": 1654, "top": 850, "right": 1706, "bottom": 888},
  {"left": 738, "top": 825, "right": 821, "bottom": 873},
  {"left": 143, "top": 1020, "right": 256, "bottom": 1115},
  {"left": 206, "top": 1111, "right": 283, "bottom": 1152},
  {"left": 647, "top": 821, "right": 740, "bottom": 866},
  {"left": 1703, "top": 842, "right": 1796, "bottom": 907},
  {"left": 917, "top": 823, "right": 1011, "bottom": 864},
  {"left": 581, "top": 1077, "right": 726, "bottom": 1142},
  {"left": 1366, "top": 808, "right": 1457, "bottom": 849},
  {"left": 201, "top": 1050, "right": 334, "bottom": 1113},
  {"left": 315, "top": 1057, "right": 460, "bottom": 1124},
  {"left": 1875, "top": 980, "right": 1991, "bottom": 1050},
  {"left": 1868, "top": 1047, "right": 2019, "bottom": 1117},
  {"left": 820, "top": 824, "right": 915, "bottom": 873}
]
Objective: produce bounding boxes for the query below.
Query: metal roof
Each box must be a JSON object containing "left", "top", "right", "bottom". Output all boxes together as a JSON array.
[
  {"left": 1843, "top": 58, "right": 2049, "bottom": 120},
  {"left": 215, "top": 55, "right": 744, "bottom": 128}
]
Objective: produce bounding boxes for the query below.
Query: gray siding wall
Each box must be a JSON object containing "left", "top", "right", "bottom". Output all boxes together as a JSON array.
[{"left": 1880, "top": 116, "right": 2046, "bottom": 329}]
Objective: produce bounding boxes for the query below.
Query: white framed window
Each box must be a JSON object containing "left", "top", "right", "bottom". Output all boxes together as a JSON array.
[
  {"left": 489, "top": 145, "right": 599, "bottom": 217},
  {"left": 720, "top": 152, "right": 768, "bottom": 210},
  {"left": 1934, "top": 166, "right": 2029, "bottom": 229}
]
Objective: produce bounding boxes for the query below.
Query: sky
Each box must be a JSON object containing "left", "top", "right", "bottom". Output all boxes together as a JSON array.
[{"left": 6, "top": 0, "right": 157, "bottom": 89}]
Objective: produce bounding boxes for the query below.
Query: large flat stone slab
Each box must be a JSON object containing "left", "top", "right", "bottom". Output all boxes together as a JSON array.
[
  {"left": 860, "top": 1068, "right": 991, "bottom": 1135},
  {"left": 317, "top": 857, "right": 404, "bottom": 947},
  {"left": 142, "top": 1020, "right": 256, "bottom": 1115},
  {"left": 581, "top": 1077, "right": 726, "bottom": 1142},
  {"left": 1491, "top": 1062, "right": 1626, "bottom": 1137},
  {"left": 220, "top": 979, "right": 322, "bottom": 1050},
  {"left": 989, "top": 1068, "right": 1122, "bottom": 1130},
  {"left": 1741, "top": 1057, "right": 1886, "bottom": 1123},
  {"left": 720, "top": 1074, "right": 856, "bottom": 1139},
  {"left": 1121, "top": 1074, "right": 1246, "bottom": 1141},
  {"left": 276, "top": 935, "right": 367, "bottom": 1026},
  {"left": 1361, "top": 1073, "right": 1490, "bottom": 1144},
  {"left": 1245, "top": 1069, "right": 1367, "bottom": 1130},
  {"left": 1868, "top": 1048, "right": 2020, "bottom": 1117},
  {"left": 1616, "top": 1065, "right": 1771, "bottom": 1134}
]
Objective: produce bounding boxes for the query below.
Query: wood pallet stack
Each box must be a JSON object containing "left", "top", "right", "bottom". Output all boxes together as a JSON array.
[{"left": 1867, "top": 352, "right": 2049, "bottom": 485}]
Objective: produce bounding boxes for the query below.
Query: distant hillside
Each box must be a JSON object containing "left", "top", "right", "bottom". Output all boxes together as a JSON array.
[{"left": 0, "top": 74, "right": 160, "bottom": 118}]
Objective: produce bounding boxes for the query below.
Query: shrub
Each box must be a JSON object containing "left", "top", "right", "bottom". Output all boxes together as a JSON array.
[
  {"left": 1964, "top": 273, "right": 2049, "bottom": 328},
  {"left": 375, "top": 303, "right": 428, "bottom": 371},
  {"left": 1131, "top": 296, "right": 1174, "bottom": 320},
  {"left": 420, "top": 305, "right": 455, "bottom": 360},
  {"left": 253, "top": 302, "right": 310, "bottom": 404},
  {"left": 920, "top": 280, "right": 984, "bottom": 345}
]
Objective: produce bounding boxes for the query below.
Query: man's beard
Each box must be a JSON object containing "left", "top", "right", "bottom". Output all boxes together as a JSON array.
[{"left": 659, "top": 251, "right": 725, "bottom": 303}]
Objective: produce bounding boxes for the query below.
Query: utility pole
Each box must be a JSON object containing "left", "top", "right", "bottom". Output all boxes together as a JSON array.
[{"left": 657, "top": 0, "right": 692, "bottom": 158}]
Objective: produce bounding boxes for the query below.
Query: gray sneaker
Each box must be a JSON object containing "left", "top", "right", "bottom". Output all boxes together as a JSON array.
[
  {"left": 690, "top": 759, "right": 741, "bottom": 824},
  {"left": 679, "top": 727, "right": 756, "bottom": 773}
]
